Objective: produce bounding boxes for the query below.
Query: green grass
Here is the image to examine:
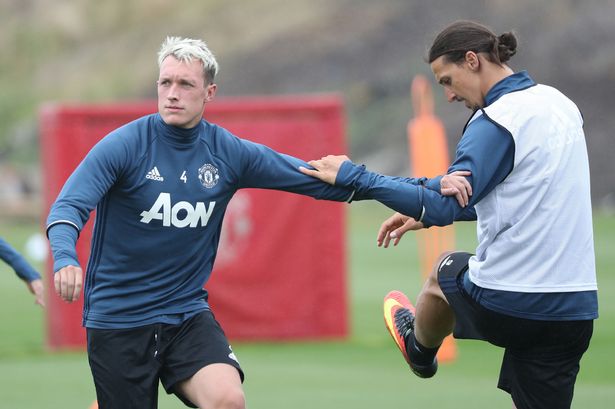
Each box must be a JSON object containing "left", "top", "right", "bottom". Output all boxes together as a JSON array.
[{"left": 1, "top": 203, "right": 614, "bottom": 408}]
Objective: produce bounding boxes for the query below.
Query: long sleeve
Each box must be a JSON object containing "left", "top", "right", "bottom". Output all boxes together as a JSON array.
[
  {"left": 47, "top": 224, "right": 80, "bottom": 272},
  {"left": 46, "top": 130, "right": 129, "bottom": 276},
  {"left": 235, "top": 137, "right": 355, "bottom": 201},
  {"left": 0, "top": 237, "right": 40, "bottom": 282},
  {"left": 46, "top": 132, "right": 128, "bottom": 234},
  {"left": 334, "top": 114, "right": 514, "bottom": 227}
]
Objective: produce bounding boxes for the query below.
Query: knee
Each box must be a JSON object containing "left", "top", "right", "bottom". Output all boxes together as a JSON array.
[
  {"left": 210, "top": 387, "right": 246, "bottom": 409},
  {"left": 423, "top": 251, "right": 455, "bottom": 294},
  {"left": 430, "top": 251, "right": 456, "bottom": 282}
]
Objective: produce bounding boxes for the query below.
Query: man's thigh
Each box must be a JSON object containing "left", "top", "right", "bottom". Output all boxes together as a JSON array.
[
  {"left": 175, "top": 363, "right": 245, "bottom": 409},
  {"left": 87, "top": 326, "right": 160, "bottom": 409},
  {"left": 159, "top": 310, "right": 244, "bottom": 407},
  {"left": 498, "top": 320, "right": 593, "bottom": 409}
]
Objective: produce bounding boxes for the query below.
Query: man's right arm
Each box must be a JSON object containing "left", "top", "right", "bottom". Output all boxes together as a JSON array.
[
  {"left": 46, "top": 132, "right": 127, "bottom": 302},
  {"left": 47, "top": 224, "right": 80, "bottom": 273},
  {"left": 329, "top": 114, "right": 514, "bottom": 226},
  {"left": 46, "top": 132, "right": 128, "bottom": 236},
  {"left": 47, "top": 224, "right": 83, "bottom": 302}
]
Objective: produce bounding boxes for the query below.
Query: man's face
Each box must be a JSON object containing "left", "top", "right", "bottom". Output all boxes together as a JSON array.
[
  {"left": 157, "top": 56, "right": 216, "bottom": 129},
  {"left": 431, "top": 54, "right": 483, "bottom": 111}
]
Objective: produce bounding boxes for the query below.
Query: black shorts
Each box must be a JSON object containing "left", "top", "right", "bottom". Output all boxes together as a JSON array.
[
  {"left": 437, "top": 252, "right": 593, "bottom": 409},
  {"left": 86, "top": 310, "right": 244, "bottom": 409}
]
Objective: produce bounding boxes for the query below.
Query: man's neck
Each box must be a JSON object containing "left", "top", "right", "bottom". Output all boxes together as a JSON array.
[{"left": 481, "top": 64, "right": 515, "bottom": 101}]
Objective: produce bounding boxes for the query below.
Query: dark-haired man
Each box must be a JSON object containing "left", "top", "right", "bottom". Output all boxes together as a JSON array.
[{"left": 301, "top": 20, "right": 597, "bottom": 409}]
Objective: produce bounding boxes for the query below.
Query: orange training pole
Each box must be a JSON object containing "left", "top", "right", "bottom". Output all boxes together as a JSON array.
[{"left": 407, "top": 75, "right": 457, "bottom": 363}]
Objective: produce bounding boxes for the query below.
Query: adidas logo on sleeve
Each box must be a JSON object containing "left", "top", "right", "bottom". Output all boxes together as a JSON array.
[{"left": 146, "top": 166, "right": 164, "bottom": 182}]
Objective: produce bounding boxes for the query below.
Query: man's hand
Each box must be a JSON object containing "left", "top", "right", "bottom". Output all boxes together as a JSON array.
[
  {"left": 298, "top": 155, "right": 350, "bottom": 185},
  {"left": 54, "top": 265, "right": 83, "bottom": 303},
  {"left": 26, "top": 278, "right": 45, "bottom": 307},
  {"left": 377, "top": 212, "right": 424, "bottom": 248},
  {"left": 441, "top": 170, "right": 472, "bottom": 207}
]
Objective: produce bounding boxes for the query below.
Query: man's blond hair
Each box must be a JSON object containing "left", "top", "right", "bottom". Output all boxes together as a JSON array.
[{"left": 158, "top": 36, "right": 219, "bottom": 84}]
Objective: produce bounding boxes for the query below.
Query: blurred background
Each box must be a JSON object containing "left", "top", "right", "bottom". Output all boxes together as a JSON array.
[
  {"left": 0, "top": 0, "right": 614, "bottom": 408},
  {"left": 1, "top": 0, "right": 614, "bottom": 217}
]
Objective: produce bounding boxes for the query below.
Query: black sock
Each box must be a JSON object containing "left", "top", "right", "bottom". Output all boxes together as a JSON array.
[{"left": 405, "top": 331, "right": 440, "bottom": 366}]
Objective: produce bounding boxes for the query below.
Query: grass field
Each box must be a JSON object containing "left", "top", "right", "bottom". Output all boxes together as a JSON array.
[{"left": 1, "top": 202, "right": 613, "bottom": 408}]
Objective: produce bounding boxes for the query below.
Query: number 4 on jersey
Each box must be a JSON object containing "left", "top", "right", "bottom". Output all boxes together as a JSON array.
[{"left": 180, "top": 170, "right": 187, "bottom": 183}]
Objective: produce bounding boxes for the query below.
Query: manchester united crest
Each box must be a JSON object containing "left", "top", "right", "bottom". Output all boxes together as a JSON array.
[{"left": 198, "top": 163, "right": 219, "bottom": 188}]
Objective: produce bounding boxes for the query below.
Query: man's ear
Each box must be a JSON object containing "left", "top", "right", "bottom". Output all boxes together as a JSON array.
[
  {"left": 205, "top": 83, "right": 217, "bottom": 103},
  {"left": 465, "top": 51, "right": 480, "bottom": 71}
]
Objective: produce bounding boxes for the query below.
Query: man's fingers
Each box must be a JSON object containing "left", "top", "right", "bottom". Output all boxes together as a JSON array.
[
  {"left": 29, "top": 280, "right": 46, "bottom": 308},
  {"left": 60, "top": 274, "right": 69, "bottom": 301},
  {"left": 461, "top": 181, "right": 472, "bottom": 197},
  {"left": 382, "top": 232, "right": 392, "bottom": 248},
  {"left": 443, "top": 187, "right": 467, "bottom": 207},
  {"left": 443, "top": 182, "right": 470, "bottom": 206},
  {"left": 442, "top": 187, "right": 463, "bottom": 207},
  {"left": 390, "top": 228, "right": 407, "bottom": 245},
  {"left": 54, "top": 267, "right": 82, "bottom": 303},
  {"left": 376, "top": 227, "right": 387, "bottom": 247},
  {"left": 458, "top": 184, "right": 469, "bottom": 206},
  {"left": 72, "top": 275, "right": 82, "bottom": 302},
  {"left": 298, "top": 166, "right": 319, "bottom": 178},
  {"left": 305, "top": 160, "right": 324, "bottom": 170},
  {"left": 54, "top": 273, "right": 61, "bottom": 297},
  {"left": 393, "top": 235, "right": 402, "bottom": 247},
  {"left": 377, "top": 213, "right": 412, "bottom": 248},
  {"left": 377, "top": 221, "right": 396, "bottom": 248},
  {"left": 67, "top": 280, "right": 75, "bottom": 302},
  {"left": 457, "top": 190, "right": 467, "bottom": 207},
  {"left": 463, "top": 179, "right": 473, "bottom": 197},
  {"left": 441, "top": 187, "right": 455, "bottom": 195},
  {"left": 34, "top": 287, "right": 46, "bottom": 307},
  {"left": 441, "top": 171, "right": 473, "bottom": 206}
]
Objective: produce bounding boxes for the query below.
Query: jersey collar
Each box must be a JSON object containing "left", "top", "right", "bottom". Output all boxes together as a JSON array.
[
  {"left": 155, "top": 114, "right": 201, "bottom": 146},
  {"left": 484, "top": 70, "right": 536, "bottom": 106}
]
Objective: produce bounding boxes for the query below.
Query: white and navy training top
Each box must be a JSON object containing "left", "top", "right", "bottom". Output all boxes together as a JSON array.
[{"left": 336, "top": 71, "right": 598, "bottom": 321}]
